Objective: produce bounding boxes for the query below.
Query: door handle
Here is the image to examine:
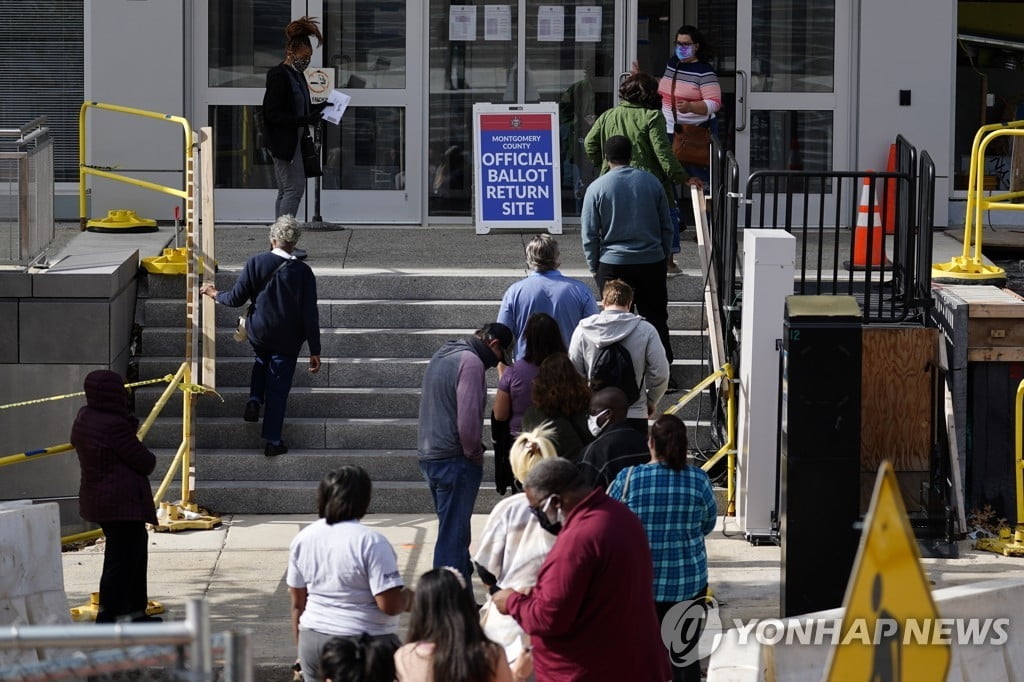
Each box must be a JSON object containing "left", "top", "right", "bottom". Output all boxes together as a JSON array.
[{"left": 735, "top": 70, "right": 748, "bottom": 132}]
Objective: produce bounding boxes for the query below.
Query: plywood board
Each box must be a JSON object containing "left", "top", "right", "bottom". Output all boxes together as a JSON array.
[{"left": 861, "top": 327, "right": 936, "bottom": 472}]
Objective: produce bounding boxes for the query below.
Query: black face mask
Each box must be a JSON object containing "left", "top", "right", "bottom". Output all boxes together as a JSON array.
[{"left": 529, "top": 495, "right": 563, "bottom": 536}]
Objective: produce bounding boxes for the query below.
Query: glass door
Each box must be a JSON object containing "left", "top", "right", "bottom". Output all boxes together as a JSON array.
[
  {"left": 734, "top": 0, "right": 852, "bottom": 224},
  {"left": 203, "top": 0, "right": 421, "bottom": 223}
]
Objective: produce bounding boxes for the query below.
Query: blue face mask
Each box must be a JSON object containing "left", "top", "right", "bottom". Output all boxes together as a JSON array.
[{"left": 676, "top": 45, "right": 695, "bottom": 61}]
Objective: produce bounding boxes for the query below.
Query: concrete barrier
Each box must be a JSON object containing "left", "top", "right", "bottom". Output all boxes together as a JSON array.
[
  {"left": 707, "top": 578, "right": 1024, "bottom": 681},
  {"left": 0, "top": 501, "right": 71, "bottom": 666}
]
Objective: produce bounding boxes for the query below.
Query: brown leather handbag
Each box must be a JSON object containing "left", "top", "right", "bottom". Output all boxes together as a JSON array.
[{"left": 671, "top": 69, "right": 711, "bottom": 167}]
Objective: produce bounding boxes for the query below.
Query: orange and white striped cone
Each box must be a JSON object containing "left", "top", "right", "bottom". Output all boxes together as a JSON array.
[{"left": 850, "top": 175, "right": 891, "bottom": 269}]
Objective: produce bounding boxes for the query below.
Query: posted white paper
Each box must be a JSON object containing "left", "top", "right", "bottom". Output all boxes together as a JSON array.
[
  {"left": 484, "top": 5, "right": 512, "bottom": 41},
  {"left": 537, "top": 6, "right": 564, "bottom": 42},
  {"left": 321, "top": 89, "right": 351, "bottom": 125},
  {"left": 449, "top": 5, "right": 478, "bottom": 41},
  {"left": 575, "top": 7, "right": 602, "bottom": 42}
]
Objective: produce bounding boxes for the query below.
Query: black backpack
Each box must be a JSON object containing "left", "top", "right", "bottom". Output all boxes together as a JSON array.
[{"left": 589, "top": 341, "right": 640, "bottom": 405}]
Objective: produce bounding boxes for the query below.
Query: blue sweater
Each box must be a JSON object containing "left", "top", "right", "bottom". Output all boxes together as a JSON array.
[
  {"left": 580, "top": 165, "right": 673, "bottom": 271},
  {"left": 216, "top": 252, "right": 321, "bottom": 357}
]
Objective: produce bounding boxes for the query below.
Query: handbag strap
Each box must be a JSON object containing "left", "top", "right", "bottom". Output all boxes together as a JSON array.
[
  {"left": 613, "top": 465, "right": 635, "bottom": 501},
  {"left": 670, "top": 65, "right": 679, "bottom": 128},
  {"left": 248, "top": 257, "right": 291, "bottom": 315}
]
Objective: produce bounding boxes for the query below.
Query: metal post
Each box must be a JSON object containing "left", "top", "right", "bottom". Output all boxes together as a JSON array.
[
  {"left": 186, "top": 598, "right": 212, "bottom": 682},
  {"left": 306, "top": 121, "right": 344, "bottom": 231},
  {"left": 223, "top": 630, "right": 254, "bottom": 682}
]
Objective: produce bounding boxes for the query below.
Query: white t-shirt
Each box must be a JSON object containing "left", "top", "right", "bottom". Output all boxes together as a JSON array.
[{"left": 287, "top": 518, "right": 404, "bottom": 636}]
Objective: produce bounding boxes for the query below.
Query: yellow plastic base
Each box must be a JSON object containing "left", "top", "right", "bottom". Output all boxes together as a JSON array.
[
  {"left": 152, "top": 501, "right": 222, "bottom": 533},
  {"left": 932, "top": 257, "right": 1007, "bottom": 282},
  {"left": 975, "top": 526, "right": 1024, "bottom": 557},
  {"left": 86, "top": 209, "right": 158, "bottom": 233},
  {"left": 142, "top": 247, "right": 188, "bottom": 275},
  {"left": 70, "top": 592, "right": 166, "bottom": 622}
]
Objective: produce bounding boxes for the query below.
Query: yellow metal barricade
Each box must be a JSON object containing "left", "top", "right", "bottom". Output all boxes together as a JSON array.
[
  {"left": 663, "top": 363, "right": 737, "bottom": 516},
  {"left": 932, "top": 121, "right": 1024, "bottom": 283},
  {"left": 976, "top": 378, "right": 1024, "bottom": 556}
]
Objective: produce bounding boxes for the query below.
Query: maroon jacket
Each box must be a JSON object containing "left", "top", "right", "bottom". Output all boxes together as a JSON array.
[
  {"left": 71, "top": 370, "right": 157, "bottom": 524},
  {"left": 507, "top": 488, "right": 671, "bottom": 682}
]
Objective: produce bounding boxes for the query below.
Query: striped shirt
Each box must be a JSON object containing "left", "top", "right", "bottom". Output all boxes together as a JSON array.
[
  {"left": 658, "top": 58, "right": 722, "bottom": 133},
  {"left": 608, "top": 461, "right": 717, "bottom": 602}
]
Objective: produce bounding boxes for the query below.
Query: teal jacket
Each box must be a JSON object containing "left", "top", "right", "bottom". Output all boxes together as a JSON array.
[{"left": 584, "top": 101, "right": 688, "bottom": 203}]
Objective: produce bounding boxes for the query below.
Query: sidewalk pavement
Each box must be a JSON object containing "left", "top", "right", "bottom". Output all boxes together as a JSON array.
[{"left": 59, "top": 512, "right": 1024, "bottom": 677}]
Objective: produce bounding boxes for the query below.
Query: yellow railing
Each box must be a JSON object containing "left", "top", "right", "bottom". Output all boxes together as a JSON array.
[
  {"left": 78, "top": 101, "right": 194, "bottom": 231},
  {"left": 0, "top": 362, "right": 220, "bottom": 543},
  {"left": 976, "top": 378, "right": 1024, "bottom": 556},
  {"left": 932, "top": 121, "right": 1024, "bottom": 281},
  {"left": 663, "top": 363, "right": 736, "bottom": 515}
]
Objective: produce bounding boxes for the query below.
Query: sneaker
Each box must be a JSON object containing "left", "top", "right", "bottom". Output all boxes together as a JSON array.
[
  {"left": 667, "top": 260, "right": 682, "bottom": 276},
  {"left": 243, "top": 400, "right": 260, "bottom": 422},
  {"left": 132, "top": 615, "right": 163, "bottom": 623},
  {"left": 265, "top": 441, "right": 288, "bottom": 457},
  {"left": 293, "top": 248, "right": 307, "bottom": 260}
]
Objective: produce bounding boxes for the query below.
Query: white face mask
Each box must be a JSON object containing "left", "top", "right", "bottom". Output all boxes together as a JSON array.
[{"left": 587, "top": 409, "right": 611, "bottom": 437}]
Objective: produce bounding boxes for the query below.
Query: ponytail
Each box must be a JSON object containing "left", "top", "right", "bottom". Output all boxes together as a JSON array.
[
  {"left": 650, "top": 414, "right": 689, "bottom": 470},
  {"left": 285, "top": 16, "right": 323, "bottom": 52}
]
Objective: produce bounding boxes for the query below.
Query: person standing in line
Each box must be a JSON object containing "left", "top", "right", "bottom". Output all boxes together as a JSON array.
[
  {"left": 497, "top": 234, "right": 598, "bottom": 362},
  {"left": 492, "top": 458, "right": 671, "bottom": 682},
  {"left": 608, "top": 414, "right": 717, "bottom": 682},
  {"left": 319, "top": 634, "right": 397, "bottom": 682},
  {"left": 580, "top": 135, "right": 676, "bottom": 369},
  {"left": 417, "top": 323, "right": 515, "bottom": 586},
  {"left": 287, "top": 466, "right": 412, "bottom": 682},
  {"left": 569, "top": 279, "right": 670, "bottom": 436},
  {"left": 520, "top": 353, "right": 593, "bottom": 462},
  {"left": 71, "top": 369, "right": 160, "bottom": 624},
  {"left": 584, "top": 72, "right": 701, "bottom": 276},
  {"left": 576, "top": 386, "right": 650, "bottom": 489},
  {"left": 263, "top": 16, "right": 329, "bottom": 234},
  {"left": 200, "top": 215, "right": 321, "bottom": 457}
]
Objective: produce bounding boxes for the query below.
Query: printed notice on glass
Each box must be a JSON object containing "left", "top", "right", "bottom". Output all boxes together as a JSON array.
[
  {"left": 449, "top": 5, "right": 477, "bottom": 41},
  {"left": 575, "top": 7, "right": 602, "bottom": 42},
  {"left": 537, "top": 6, "right": 564, "bottom": 42},
  {"left": 484, "top": 5, "right": 511, "bottom": 41}
]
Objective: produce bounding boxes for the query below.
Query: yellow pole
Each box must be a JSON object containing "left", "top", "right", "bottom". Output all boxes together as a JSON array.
[
  {"left": 181, "top": 366, "right": 194, "bottom": 506},
  {"left": 723, "top": 364, "right": 736, "bottom": 510},
  {"left": 0, "top": 443, "right": 74, "bottom": 469},
  {"left": 78, "top": 103, "right": 88, "bottom": 231},
  {"left": 137, "top": 362, "right": 187, "bottom": 441},
  {"left": 153, "top": 439, "right": 188, "bottom": 504},
  {"left": 1016, "top": 379, "right": 1024, "bottom": 529},
  {"left": 61, "top": 528, "right": 104, "bottom": 545}
]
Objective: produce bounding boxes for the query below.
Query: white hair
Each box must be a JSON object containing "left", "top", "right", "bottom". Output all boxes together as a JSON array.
[{"left": 269, "top": 214, "right": 301, "bottom": 245}]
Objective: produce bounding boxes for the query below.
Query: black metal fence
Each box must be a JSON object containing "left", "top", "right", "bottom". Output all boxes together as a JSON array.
[{"left": 706, "top": 135, "right": 937, "bottom": 362}]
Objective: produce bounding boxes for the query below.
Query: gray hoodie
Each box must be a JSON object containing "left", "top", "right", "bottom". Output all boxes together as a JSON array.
[{"left": 568, "top": 309, "right": 670, "bottom": 419}]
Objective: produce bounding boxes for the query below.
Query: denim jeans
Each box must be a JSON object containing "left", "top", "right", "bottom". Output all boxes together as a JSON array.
[
  {"left": 249, "top": 345, "right": 298, "bottom": 444},
  {"left": 419, "top": 456, "right": 484, "bottom": 585},
  {"left": 273, "top": 137, "right": 306, "bottom": 219}
]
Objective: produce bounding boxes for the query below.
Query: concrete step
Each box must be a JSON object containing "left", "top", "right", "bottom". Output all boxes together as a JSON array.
[
  {"left": 141, "top": 327, "right": 709, "bottom": 359},
  {"left": 137, "top": 356, "right": 714, "bottom": 390},
  {"left": 144, "top": 270, "right": 707, "bottom": 302},
  {"left": 135, "top": 385, "right": 714, "bottom": 421},
  {"left": 143, "top": 416, "right": 723, "bottom": 451},
  {"left": 142, "top": 298, "right": 707, "bottom": 330}
]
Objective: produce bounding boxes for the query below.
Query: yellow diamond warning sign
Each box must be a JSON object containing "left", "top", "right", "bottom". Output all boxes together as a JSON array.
[{"left": 824, "top": 461, "right": 951, "bottom": 681}]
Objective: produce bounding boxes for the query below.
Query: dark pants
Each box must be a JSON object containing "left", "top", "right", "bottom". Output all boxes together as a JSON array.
[
  {"left": 249, "top": 345, "right": 298, "bottom": 444},
  {"left": 96, "top": 521, "right": 149, "bottom": 623},
  {"left": 655, "top": 585, "right": 709, "bottom": 682},
  {"left": 595, "top": 260, "right": 673, "bottom": 364},
  {"left": 419, "top": 456, "right": 484, "bottom": 585}
]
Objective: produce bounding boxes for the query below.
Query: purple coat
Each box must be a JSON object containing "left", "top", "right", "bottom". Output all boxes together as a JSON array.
[{"left": 71, "top": 370, "right": 157, "bottom": 524}]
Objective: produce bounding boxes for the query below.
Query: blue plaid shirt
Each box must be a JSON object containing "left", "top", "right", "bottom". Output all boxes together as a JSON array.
[{"left": 608, "top": 461, "right": 717, "bottom": 602}]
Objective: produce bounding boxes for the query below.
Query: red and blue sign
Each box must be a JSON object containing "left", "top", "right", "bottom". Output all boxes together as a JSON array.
[{"left": 473, "top": 104, "right": 561, "bottom": 234}]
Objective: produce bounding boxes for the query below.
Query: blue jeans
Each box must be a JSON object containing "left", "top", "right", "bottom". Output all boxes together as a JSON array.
[
  {"left": 419, "top": 456, "right": 483, "bottom": 585},
  {"left": 249, "top": 345, "right": 298, "bottom": 444},
  {"left": 273, "top": 138, "right": 306, "bottom": 219}
]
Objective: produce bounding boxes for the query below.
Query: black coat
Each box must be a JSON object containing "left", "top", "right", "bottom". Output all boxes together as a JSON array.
[
  {"left": 262, "top": 62, "right": 312, "bottom": 161},
  {"left": 71, "top": 370, "right": 157, "bottom": 524}
]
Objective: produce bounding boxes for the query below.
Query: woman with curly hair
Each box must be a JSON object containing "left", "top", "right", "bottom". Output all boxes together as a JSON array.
[
  {"left": 395, "top": 567, "right": 514, "bottom": 682},
  {"left": 263, "top": 16, "right": 330, "bottom": 221},
  {"left": 520, "top": 353, "right": 593, "bottom": 461}
]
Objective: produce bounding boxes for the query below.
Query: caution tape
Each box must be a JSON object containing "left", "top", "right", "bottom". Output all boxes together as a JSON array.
[{"left": 0, "top": 374, "right": 183, "bottom": 411}]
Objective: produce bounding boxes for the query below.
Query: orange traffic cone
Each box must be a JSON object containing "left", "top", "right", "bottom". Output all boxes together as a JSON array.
[
  {"left": 849, "top": 175, "right": 891, "bottom": 269},
  {"left": 882, "top": 143, "right": 897, "bottom": 234}
]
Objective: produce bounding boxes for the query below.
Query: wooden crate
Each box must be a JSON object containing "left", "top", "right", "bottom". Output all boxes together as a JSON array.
[{"left": 944, "top": 285, "right": 1024, "bottom": 361}]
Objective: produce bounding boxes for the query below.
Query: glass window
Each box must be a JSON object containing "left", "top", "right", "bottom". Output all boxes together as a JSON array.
[
  {"left": 324, "top": 1, "right": 407, "bottom": 89},
  {"left": 750, "top": 110, "right": 833, "bottom": 191},
  {"left": 208, "top": 0, "right": 291, "bottom": 87},
  {"left": 322, "top": 107, "right": 406, "bottom": 190},
  {"left": 210, "top": 105, "right": 276, "bottom": 189},
  {"left": 750, "top": 0, "right": 834, "bottom": 93}
]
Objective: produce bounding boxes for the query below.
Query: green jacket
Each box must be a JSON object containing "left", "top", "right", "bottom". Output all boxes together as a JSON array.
[{"left": 584, "top": 101, "right": 688, "bottom": 203}]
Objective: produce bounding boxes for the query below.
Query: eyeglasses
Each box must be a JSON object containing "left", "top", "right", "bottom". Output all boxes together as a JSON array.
[{"left": 528, "top": 494, "right": 557, "bottom": 523}]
